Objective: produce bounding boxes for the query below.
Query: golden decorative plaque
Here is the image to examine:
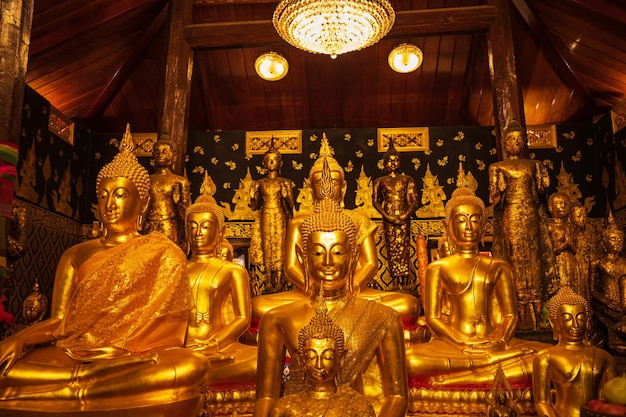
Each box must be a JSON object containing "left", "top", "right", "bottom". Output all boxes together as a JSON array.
[
  {"left": 245, "top": 130, "right": 302, "bottom": 155},
  {"left": 527, "top": 124, "right": 557, "bottom": 149},
  {"left": 48, "top": 107, "right": 74, "bottom": 145},
  {"left": 377, "top": 127, "right": 429, "bottom": 152},
  {"left": 611, "top": 99, "right": 626, "bottom": 134},
  {"left": 132, "top": 133, "right": 158, "bottom": 157}
]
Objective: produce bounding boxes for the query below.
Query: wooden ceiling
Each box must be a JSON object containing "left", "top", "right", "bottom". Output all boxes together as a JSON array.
[{"left": 25, "top": 0, "right": 626, "bottom": 133}]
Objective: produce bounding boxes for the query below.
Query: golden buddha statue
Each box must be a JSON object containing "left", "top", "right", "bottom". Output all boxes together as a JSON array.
[
  {"left": 143, "top": 132, "right": 191, "bottom": 251},
  {"left": 406, "top": 173, "right": 547, "bottom": 387},
  {"left": 545, "top": 192, "right": 580, "bottom": 298},
  {"left": 373, "top": 140, "right": 419, "bottom": 290},
  {"left": 4, "top": 281, "right": 48, "bottom": 339},
  {"left": 268, "top": 300, "right": 375, "bottom": 417},
  {"left": 0, "top": 128, "right": 209, "bottom": 416},
  {"left": 489, "top": 120, "right": 550, "bottom": 330},
  {"left": 590, "top": 211, "right": 626, "bottom": 355},
  {"left": 185, "top": 172, "right": 256, "bottom": 388},
  {"left": 251, "top": 135, "right": 419, "bottom": 332},
  {"left": 254, "top": 202, "right": 408, "bottom": 417},
  {"left": 416, "top": 163, "right": 447, "bottom": 219},
  {"left": 533, "top": 287, "right": 617, "bottom": 417},
  {"left": 570, "top": 203, "right": 592, "bottom": 303},
  {"left": 249, "top": 143, "right": 295, "bottom": 293},
  {"left": 354, "top": 165, "right": 380, "bottom": 219}
]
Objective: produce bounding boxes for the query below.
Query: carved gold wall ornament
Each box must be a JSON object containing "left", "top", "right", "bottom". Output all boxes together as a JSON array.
[
  {"left": 48, "top": 106, "right": 74, "bottom": 145},
  {"left": 377, "top": 127, "right": 429, "bottom": 152},
  {"left": 611, "top": 98, "right": 626, "bottom": 134},
  {"left": 245, "top": 130, "right": 302, "bottom": 154},
  {"left": 527, "top": 124, "right": 557, "bottom": 149}
]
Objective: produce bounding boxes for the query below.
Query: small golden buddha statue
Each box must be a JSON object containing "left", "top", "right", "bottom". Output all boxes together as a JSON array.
[
  {"left": 0, "top": 127, "right": 209, "bottom": 415},
  {"left": 186, "top": 172, "right": 257, "bottom": 387},
  {"left": 254, "top": 197, "right": 408, "bottom": 417},
  {"left": 489, "top": 121, "right": 549, "bottom": 330},
  {"left": 545, "top": 192, "right": 580, "bottom": 297},
  {"left": 373, "top": 140, "right": 419, "bottom": 290},
  {"left": 143, "top": 132, "right": 191, "bottom": 251},
  {"left": 570, "top": 203, "right": 592, "bottom": 303},
  {"left": 251, "top": 135, "right": 419, "bottom": 329},
  {"left": 533, "top": 287, "right": 617, "bottom": 417},
  {"left": 268, "top": 300, "right": 375, "bottom": 417},
  {"left": 249, "top": 142, "right": 295, "bottom": 293},
  {"left": 4, "top": 281, "right": 48, "bottom": 339},
  {"left": 406, "top": 172, "right": 547, "bottom": 386},
  {"left": 416, "top": 163, "right": 447, "bottom": 219},
  {"left": 590, "top": 211, "right": 626, "bottom": 355}
]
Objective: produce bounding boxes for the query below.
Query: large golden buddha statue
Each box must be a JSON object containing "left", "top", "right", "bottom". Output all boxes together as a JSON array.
[
  {"left": 0, "top": 128, "right": 209, "bottom": 416},
  {"left": 251, "top": 135, "right": 419, "bottom": 330},
  {"left": 533, "top": 287, "right": 617, "bottom": 417},
  {"left": 254, "top": 199, "right": 408, "bottom": 417},
  {"left": 406, "top": 173, "right": 547, "bottom": 388},
  {"left": 185, "top": 172, "right": 256, "bottom": 388},
  {"left": 489, "top": 121, "right": 550, "bottom": 330}
]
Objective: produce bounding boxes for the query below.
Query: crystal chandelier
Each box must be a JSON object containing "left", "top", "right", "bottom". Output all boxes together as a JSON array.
[{"left": 273, "top": 0, "right": 395, "bottom": 59}]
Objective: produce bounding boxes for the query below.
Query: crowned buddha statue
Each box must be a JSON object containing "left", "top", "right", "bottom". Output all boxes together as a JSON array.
[
  {"left": 533, "top": 287, "right": 617, "bottom": 417},
  {"left": 4, "top": 281, "right": 48, "bottom": 339},
  {"left": 489, "top": 121, "right": 550, "bottom": 330},
  {"left": 372, "top": 140, "right": 419, "bottom": 290},
  {"left": 590, "top": 211, "right": 626, "bottom": 355},
  {"left": 143, "top": 132, "right": 191, "bottom": 251},
  {"left": 268, "top": 299, "right": 375, "bottom": 417},
  {"left": 0, "top": 127, "right": 209, "bottom": 416},
  {"left": 416, "top": 163, "right": 447, "bottom": 219},
  {"left": 406, "top": 172, "right": 547, "bottom": 390},
  {"left": 251, "top": 134, "right": 419, "bottom": 333},
  {"left": 249, "top": 142, "right": 295, "bottom": 293},
  {"left": 185, "top": 172, "right": 256, "bottom": 388},
  {"left": 254, "top": 200, "right": 408, "bottom": 417}
]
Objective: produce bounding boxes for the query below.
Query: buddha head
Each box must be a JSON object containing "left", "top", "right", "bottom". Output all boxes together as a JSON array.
[
  {"left": 186, "top": 172, "right": 225, "bottom": 256},
  {"left": 547, "top": 287, "right": 590, "bottom": 343},
  {"left": 548, "top": 192, "right": 571, "bottom": 220},
  {"left": 263, "top": 141, "right": 282, "bottom": 173},
  {"left": 602, "top": 211, "right": 624, "bottom": 255},
  {"left": 309, "top": 133, "right": 346, "bottom": 204},
  {"left": 503, "top": 120, "right": 527, "bottom": 158},
  {"left": 570, "top": 203, "right": 588, "bottom": 229},
  {"left": 96, "top": 125, "right": 150, "bottom": 234},
  {"left": 383, "top": 139, "right": 401, "bottom": 174},
  {"left": 297, "top": 304, "right": 345, "bottom": 388},
  {"left": 22, "top": 282, "right": 48, "bottom": 324},
  {"left": 297, "top": 196, "right": 358, "bottom": 295},
  {"left": 443, "top": 167, "right": 485, "bottom": 248},
  {"left": 152, "top": 134, "right": 176, "bottom": 169}
]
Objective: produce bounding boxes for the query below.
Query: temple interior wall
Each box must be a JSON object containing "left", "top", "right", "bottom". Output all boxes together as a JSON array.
[{"left": 5, "top": 85, "right": 626, "bottom": 325}]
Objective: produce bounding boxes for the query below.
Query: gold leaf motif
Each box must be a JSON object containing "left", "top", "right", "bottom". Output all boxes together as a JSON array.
[
  {"left": 586, "top": 174, "right": 593, "bottom": 182},
  {"left": 225, "top": 161, "right": 237, "bottom": 170},
  {"left": 345, "top": 161, "right": 354, "bottom": 172},
  {"left": 223, "top": 182, "right": 231, "bottom": 189},
  {"left": 232, "top": 143, "right": 239, "bottom": 151},
  {"left": 437, "top": 156, "right": 448, "bottom": 166},
  {"left": 355, "top": 150, "right": 363, "bottom": 158},
  {"left": 192, "top": 166, "right": 205, "bottom": 174},
  {"left": 211, "top": 157, "right": 218, "bottom": 165},
  {"left": 193, "top": 146, "right": 205, "bottom": 155},
  {"left": 475, "top": 143, "right": 482, "bottom": 150},
  {"left": 309, "top": 134, "right": 318, "bottom": 142},
  {"left": 453, "top": 131, "right": 465, "bottom": 141},
  {"left": 344, "top": 134, "right": 351, "bottom": 141},
  {"left": 367, "top": 139, "right": 374, "bottom": 147},
  {"left": 436, "top": 139, "right": 444, "bottom": 147},
  {"left": 572, "top": 151, "right": 582, "bottom": 162},
  {"left": 292, "top": 160, "right": 303, "bottom": 170},
  {"left": 586, "top": 138, "right": 594, "bottom": 145},
  {"left": 95, "top": 152, "right": 101, "bottom": 160},
  {"left": 377, "top": 159, "right": 384, "bottom": 170},
  {"left": 476, "top": 160, "right": 486, "bottom": 170},
  {"left": 458, "top": 155, "right": 466, "bottom": 162},
  {"left": 213, "top": 135, "right": 221, "bottom": 143},
  {"left": 411, "top": 158, "right": 421, "bottom": 170},
  {"left": 309, "top": 152, "right": 317, "bottom": 159},
  {"left": 489, "top": 148, "right": 497, "bottom": 155},
  {"left": 555, "top": 146, "right": 563, "bottom": 153}
]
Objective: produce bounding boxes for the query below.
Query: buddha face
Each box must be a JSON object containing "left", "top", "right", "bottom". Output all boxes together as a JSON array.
[
  {"left": 549, "top": 194, "right": 570, "bottom": 219},
  {"left": 504, "top": 130, "right": 525, "bottom": 157},
  {"left": 187, "top": 211, "right": 221, "bottom": 255},
  {"left": 153, "top": 142, "right": 174, "bottom": 168},
  {"left": 384, "top": 153, "right": 401, "bottom": 174},
  {"left": 310, "top": 170, "right": 345, "bottom": 203},
  {"left": 305, "top": 231, "right": 352, "bottom": 292},
  {"left": 556, "top": 303, "right": 587, "bottom": 343},
  {"left": 570, "top": 206, "right": 587, "bottom": 228},
  {"left": 97, "top": 177, "right": 143, "bottom": 234},
  {"left": 263, "top": 152, "right": 281, "bottom": 173},
  {"left": 447, "top": 204, "right": 482, "bottom": 246},
  {"left": 302, "top": 337, "right": 341, "bottom": 385},
  {"left": 23, "top": 299, "right": 42, "bottom": 323},
  {"left": 603, "top": 229, "right": 624, "bottom": 254}
]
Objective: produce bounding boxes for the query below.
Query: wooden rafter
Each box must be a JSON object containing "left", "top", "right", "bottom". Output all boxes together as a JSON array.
[{"left": 184, "top": 6, "right": 497, "bottom": 49}]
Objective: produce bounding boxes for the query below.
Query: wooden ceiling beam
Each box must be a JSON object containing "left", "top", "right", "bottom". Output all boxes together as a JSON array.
[{"left": 184, "top": 5, "right": 496, "bottom": 49}]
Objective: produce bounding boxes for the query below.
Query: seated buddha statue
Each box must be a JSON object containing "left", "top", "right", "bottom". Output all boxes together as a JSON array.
[
  {"left": 251, "top": 134, "right": 419, "bottom": 330},
  {"left": 268, "top": 300, "right": 375, "bottom": 417},
  {"left": 533, "top": 287, "right": 617, "bottom": 417},
  {"left": 254, "top": 197, "right": 408, "bottom": 417},
  {"left": 185, "top": 172, "right": 256, "bottom": 388},
  {"left": 0, "top": 128, "right": 209, "bottom": 416},
  {"left": 406, "top": 173, "right": 547, "bottom": 387}
]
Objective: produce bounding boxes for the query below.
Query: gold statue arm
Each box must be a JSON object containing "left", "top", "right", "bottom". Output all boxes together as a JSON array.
[
  {"left": 250, "top": 182, "right": 262, "bottom": 211},
  {"left": 0, "top": 317, "right": 61, "bottom": 374},
  {"left": 377, "top": 315, "right": 409, "bottom": 417},
  {"left": 535, "top": 161, "right": 550, "bottom": 195},
  {"left": 488, "top": 164, "right": 503, "bottom": 205},
  {"left": 253, "top": 312, "right": 288, "bottom": 417},
  {"left": 176, "top": 178, "right": 191, "bottom": 220},
  {"left": 491, "top": 262, "right": 518, "bottom": 346},
  {"left": 353, "top": 231, "right": 378, "bottom": 294},
  {"left": 401, "top": 178, "right": 419, "bottom": 221},
  {"left": 532, "top": 352, "right": 558, "bottom": 417},
  {"left": 284, "top": 216, "right": 306, "bottom": 291}
]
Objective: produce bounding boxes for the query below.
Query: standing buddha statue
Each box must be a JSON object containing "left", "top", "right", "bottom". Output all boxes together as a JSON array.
[{"left": 488, "top": 120, "right": 550, "bottom": 330}]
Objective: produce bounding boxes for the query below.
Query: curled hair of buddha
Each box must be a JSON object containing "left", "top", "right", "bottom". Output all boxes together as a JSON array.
[
  {"left": 300, "top": 209, "right": 357, "bottom": 259},
  {"left": 153, "top": 133, "right": 176, "bottom": 154},
  {"left": 444, "top": 163, "right": 485, "bottom": 225},
  {"left": 546, "top": 287, "right": 590, "bottom": 330},
  {"left": 504, "top": 120, "right": 524, "bottom": 136},
  {"left": 186, "top": 171, "right": 225, "bottom": 230},
  {"left": 383, "top": 138, "right": 400, "bottom": 162},
  {"left": 298, "top": 301, "right": 345, "bottom": 358},
  {"left": 310, "top": 133, "right": 344, "bottom": 179},
  {"left": 96, "top": 124, "right": 150, "bottom": 202}
]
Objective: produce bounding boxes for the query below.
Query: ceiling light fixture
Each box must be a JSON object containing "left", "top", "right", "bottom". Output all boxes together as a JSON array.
[
  {"left": 255, "top": 52, "right": 289, "bottom": 81},
  {"left": 273, "top": 0, "right": 395, "bottom": 59},
  {"left": 388, "top": 43, "right": 423, "bottom": 73}
]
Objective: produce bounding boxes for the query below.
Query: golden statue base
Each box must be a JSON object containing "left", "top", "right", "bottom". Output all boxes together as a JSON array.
[
  {"left": 0, "top": 393, "right": 204, "bottom": 417},
  {"left": 204, "top": 386, "right": 256, "bottom": 416}
]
